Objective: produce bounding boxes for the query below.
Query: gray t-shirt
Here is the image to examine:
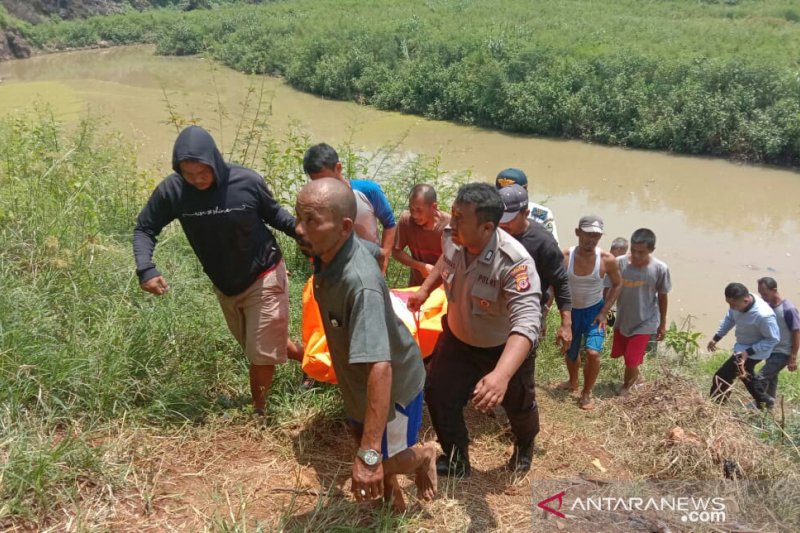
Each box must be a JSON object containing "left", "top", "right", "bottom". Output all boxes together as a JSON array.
[
  {"left": 771, "top": 299, "right": 800, "bottom": 356},
  {"left": 616, "top": 255, "right": 671, "bottom": 336},
  {"left": 313, "top": 233, "right": 425, "bottom": 423}
]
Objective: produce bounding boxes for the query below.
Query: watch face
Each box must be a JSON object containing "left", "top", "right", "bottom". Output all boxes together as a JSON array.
[{"left": 361, "top": 449, "right": 380, "bottom": 465}]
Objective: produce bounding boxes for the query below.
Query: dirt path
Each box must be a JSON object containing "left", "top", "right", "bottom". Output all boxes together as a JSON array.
[
  {"left": 98, "top": 387, "right": 633, "bottom": 532},
  {"left": 11, "top": 374, "right": 794, "bottom": 531}
]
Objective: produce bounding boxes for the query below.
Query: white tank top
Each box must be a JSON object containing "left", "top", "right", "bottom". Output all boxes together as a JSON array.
[{"left": 567, "top": 246, "right": 604, "bottom": 309}]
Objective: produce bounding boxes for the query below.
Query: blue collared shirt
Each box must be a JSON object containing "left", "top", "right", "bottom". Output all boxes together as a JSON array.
[{"left": 714, "top": 294, "right": 780, "bottom": 360}]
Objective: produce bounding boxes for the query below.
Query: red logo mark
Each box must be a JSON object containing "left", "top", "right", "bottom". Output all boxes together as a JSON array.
[{"left": 537, "top": 490, "right": 567, "bottom": 518}]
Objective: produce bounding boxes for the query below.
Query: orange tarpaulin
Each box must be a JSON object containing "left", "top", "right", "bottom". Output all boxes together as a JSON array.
[{"left": 300, "top": 277, "right": 447, "bottom": 384}]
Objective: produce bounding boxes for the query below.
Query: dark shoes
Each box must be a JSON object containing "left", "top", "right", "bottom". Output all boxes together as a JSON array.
[
  {"left": 436, "top": 448, "right": 471, "bottom": 477},
  {"left": 507, "top": 441, "right": 534, "bottom": 473},
  {"left": 435, "top": 442, "right": 532, "bottom": 477}
]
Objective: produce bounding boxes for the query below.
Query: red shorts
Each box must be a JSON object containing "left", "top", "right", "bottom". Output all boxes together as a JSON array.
[{"left": 610, "top": 330, "right": 650, "bottom": 368}]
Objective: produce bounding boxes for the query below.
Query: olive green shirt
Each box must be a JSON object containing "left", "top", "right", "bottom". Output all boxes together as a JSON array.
[{"left": 313, "top": 233, "right": 425, "bottom": 422}]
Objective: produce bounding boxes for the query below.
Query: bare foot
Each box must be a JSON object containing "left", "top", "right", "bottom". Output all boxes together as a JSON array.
[
  {"left": 414, "top": 443, "right": 438, "bottom": 501},
  {"left": 555, "top": 381, "right": 579, "bottom": 393},
  {"left": 579, "top": 395, "right": 595, "bottom": 410},
  {"left": 617, "top": 377, "right": 642, "bottom": 397},
  {"left": 384, "top": 475, "right": 406, "bottom": 512}
]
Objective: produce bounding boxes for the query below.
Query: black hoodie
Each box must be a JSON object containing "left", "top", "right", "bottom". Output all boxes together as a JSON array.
[{"left": 133, "top": 126, "right": 296, "bottom": 296}]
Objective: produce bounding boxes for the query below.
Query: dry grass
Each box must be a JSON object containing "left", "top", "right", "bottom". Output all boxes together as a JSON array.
[
  {"left": 3, "top": 371, "right": 798, "bottom": 532},
  {"left": 599, "top": 371, "right": 799, "bottom": 481}
]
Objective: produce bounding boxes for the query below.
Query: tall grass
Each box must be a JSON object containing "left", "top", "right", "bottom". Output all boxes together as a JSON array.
[{"left": 0, "top": 101, "right": 469, "bottom": 528}]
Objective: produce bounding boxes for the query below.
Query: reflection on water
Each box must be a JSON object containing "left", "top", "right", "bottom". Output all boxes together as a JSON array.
[{"left": 1, "top": 45, "right": 799, "bottom": 334}]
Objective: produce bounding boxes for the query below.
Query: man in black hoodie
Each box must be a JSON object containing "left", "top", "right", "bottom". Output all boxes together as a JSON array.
[{"left": 133, "top": 126, "right": 299, "bottom": 414}]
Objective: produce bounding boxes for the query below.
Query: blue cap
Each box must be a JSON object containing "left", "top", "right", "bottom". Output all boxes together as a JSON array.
[{"left": 495, "top": 168, "right": 528, "bottom": 190}]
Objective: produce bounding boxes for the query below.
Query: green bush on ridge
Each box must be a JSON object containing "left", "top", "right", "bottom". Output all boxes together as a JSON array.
[{"left": 20, "top": 0, "right": 800, "bottom": 165}]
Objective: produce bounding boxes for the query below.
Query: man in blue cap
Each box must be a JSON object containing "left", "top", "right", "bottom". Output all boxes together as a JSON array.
[
  {"left": 498, "top": 184, "right": 572, "bottom": 357},
  {"left": 495, "top": 168, "right": 559, "bottom": 243}
]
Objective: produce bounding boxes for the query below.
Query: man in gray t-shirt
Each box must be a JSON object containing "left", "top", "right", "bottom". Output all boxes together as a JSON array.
[
  {"left": 611, "top": 228, "right": 671, "bottom": 396},
  {"left": 294, "top": 178, "right": 436, "bottom": 512},
  {"left": 615, "top": 256, "right": 672, "bottom": 337},
  {"left": 756, "top": 277, "right": 799, "bottom": 403}
]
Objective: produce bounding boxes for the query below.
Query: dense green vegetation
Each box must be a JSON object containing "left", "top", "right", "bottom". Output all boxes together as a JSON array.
[
  {"left": 16, "top": 0, "right": 800, "bottom": 165},
  {"left": 0, "top": 5, "right": 25, "bottom": 30},
  {"left": 0, "top": 105, "right": 464, "bottom": 527}
]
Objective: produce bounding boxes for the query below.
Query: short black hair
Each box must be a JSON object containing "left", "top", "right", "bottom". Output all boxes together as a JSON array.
[
  {"left": 610, "top": 237, "right": 629, "bottom": 251},
  {"left": 303, "top": 143, "right": 339, "bottom": 175},
  {"left": 409, "top": 184, "right": 436, "bottom": 204},
  {"left": 454, "top": 182, "right": 503, "bottom": 228},
  {"left": 630, "top": 228, "right": 656, "bottom": 250},
  {"left": 757, "top": 277, "right": 778, "bottom": 290},
  {"left": 725, "top": 282, "right": 749, "bottom": 300}
]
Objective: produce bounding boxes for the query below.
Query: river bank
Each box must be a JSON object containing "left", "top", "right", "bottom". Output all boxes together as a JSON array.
[
  {"left": 3, "top": 45, "right": 800, "bottom": 336},
  {"left": 5, "top": 0, "right": 800, "bottom": 165}
]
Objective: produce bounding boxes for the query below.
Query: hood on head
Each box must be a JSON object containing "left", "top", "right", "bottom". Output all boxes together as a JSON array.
[{"left": 172, "top": 125, "right": 229, "bottom": 187}]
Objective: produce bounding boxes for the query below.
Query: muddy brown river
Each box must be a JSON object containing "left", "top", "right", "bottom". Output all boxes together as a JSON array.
[{"left": 2, "top": 45, "right": 798, "bottom": 337}]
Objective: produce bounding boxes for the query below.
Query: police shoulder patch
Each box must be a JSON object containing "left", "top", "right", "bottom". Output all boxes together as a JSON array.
[
  {"left": 510, "top": 264, "right": 528, "bottom": 276},
  {"left": 516, "top": 277, "right": 531, "bottom": 292}
]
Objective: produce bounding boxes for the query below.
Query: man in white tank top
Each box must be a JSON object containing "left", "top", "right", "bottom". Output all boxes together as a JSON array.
[{"left": 558, "top": 215, "right": 622, "bottom": 410}]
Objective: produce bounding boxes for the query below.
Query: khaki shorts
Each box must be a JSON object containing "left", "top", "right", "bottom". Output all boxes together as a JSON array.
[{"left": 214, "top": 260, "right": 289, "bottom": 366}]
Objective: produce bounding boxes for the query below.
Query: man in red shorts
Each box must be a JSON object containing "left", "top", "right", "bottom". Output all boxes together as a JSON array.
[{"left": 611, "top": 228, "right": 671, "bottom": 396}]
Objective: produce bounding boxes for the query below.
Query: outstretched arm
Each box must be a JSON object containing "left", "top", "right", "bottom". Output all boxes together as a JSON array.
[
  {"left": 708, "top": 312, "right": 735, "bottom": 351},
  {"left": 256, "top": 178, "right": 296, "bottom": 238},
  {"left": 133, "top": 184, "right": 176, "bottom": 295},
  {"left": 407, "top": 255, "right": 444, "bottom": 312}
]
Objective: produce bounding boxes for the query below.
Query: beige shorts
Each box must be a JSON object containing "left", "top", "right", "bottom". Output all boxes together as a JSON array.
[{"left": 214, "top": 260, "right": 289, "bottom": 366}]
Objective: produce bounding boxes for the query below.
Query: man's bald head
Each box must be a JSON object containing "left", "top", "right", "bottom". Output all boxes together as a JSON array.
[
  {"left": 295, "top": 178, "right": 358, "bottom": 264},
  {"left": 298, "top": 177, "right": 357, "bottom": 222}
]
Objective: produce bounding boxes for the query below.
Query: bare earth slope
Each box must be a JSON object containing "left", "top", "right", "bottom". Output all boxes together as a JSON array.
[{"left": 8, "top": 373, "right": 795, "bottom": 532}]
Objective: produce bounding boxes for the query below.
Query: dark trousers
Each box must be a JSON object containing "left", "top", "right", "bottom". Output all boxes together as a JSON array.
[
  {"left": 757, "top": 352, "right": 790, "bottom": 400},
  {"left": 425, "top": 321, "right": 538, "bottom": 455},
  {"left": 710, "top": 355, "right": 773, "bottom": 407}
]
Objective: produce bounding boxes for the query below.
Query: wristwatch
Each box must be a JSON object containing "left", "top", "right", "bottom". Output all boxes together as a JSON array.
[{"left": 356, "top": 448, "right": 382, "bottom": 466}]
